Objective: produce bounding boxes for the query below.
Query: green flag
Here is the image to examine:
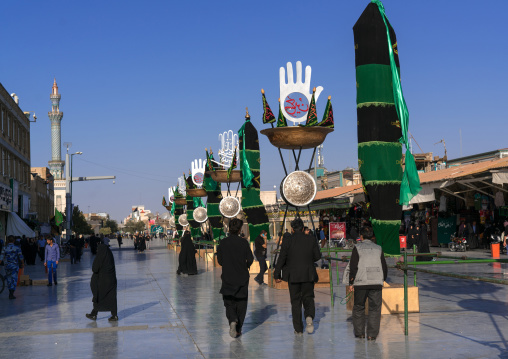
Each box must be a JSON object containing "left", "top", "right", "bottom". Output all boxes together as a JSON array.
[
  {"left": 261, "top": 90, "right": 276, "bottom": 124},
  {"left": 276, "top": 99, "right": 288, "bottom": 128},
  {"left": 55, "top": 208, "right": 63, "bottom": 226},
  {"left": 303, "top": 88, "right": 318, "bottom": 127},
  {"left": 372, "top": 0, "right": 421, "bottom": 204},
  {"left": 317, "top": 96, "right": 334, "bottom": 128}
]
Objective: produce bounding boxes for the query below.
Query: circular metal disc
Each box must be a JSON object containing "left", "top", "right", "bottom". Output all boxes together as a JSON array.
[
  {"left": 168, "top": 216, "right": 175, "bottom": 227},
  {"left": 219, "top": 196, "right": 241, "bottom": 218},
  {"left": 178, "top": 214, "right": 189, "bottom": 227},
  {"left": 193, "top": 207, "right": 208, "bottom": 223},
  {"left": 281, "top": 171, "right": 317, "bottom": 207}
]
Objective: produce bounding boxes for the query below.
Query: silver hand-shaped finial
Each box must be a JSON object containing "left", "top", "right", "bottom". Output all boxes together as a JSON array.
[
  {"left": 218, "top": 130, "right": 239, "bottom": 168},
  {"left": 177, "top": 176, "right": 186, "bottom": 196},
  {"left": 191, "top": 159, "right": 206, "bottom": 188},
  {"left": 168, "top": 186, "right": 176, "bottom": 203},
  {"left": 279, "top": 61, "right": 323, "bottom": 124}
]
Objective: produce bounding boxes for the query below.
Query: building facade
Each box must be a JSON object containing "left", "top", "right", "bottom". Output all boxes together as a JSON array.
[
  {"left": 30, "top": 167, "right": 54, "bottom": 225},
  {"left": 0, "top": 82, "right": 32, "bottom": 237}
]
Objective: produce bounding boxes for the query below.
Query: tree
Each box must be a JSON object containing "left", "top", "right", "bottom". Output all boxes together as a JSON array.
[
  {"left": 99, "top": 227, "right": 112, "bottom": 236},
  {"left": 104, "top": 219, "right": 119, "bottom": 234},
  {"left": 124, "top": 220, "right": 146, "bottom": 234},
  {"left": 72, "top": 206, "right": 93, "bottom": 235}
]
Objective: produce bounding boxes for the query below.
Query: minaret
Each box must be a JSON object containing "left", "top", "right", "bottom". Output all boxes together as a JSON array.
[{"left": 48, "top": 78, "right": 64, "bottom": 179}]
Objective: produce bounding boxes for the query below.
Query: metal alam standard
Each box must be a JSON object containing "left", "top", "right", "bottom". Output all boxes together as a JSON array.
[
  {"left": 260, "top": 61, "right": 334, "bottom": 263},
  {"left": 354, "top": 0, "right": 421, "bottom": 255}
]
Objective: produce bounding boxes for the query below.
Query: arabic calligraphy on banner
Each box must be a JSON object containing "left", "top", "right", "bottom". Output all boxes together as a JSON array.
[
  {"left": 329, "top": 222, "right": 346, "bottom": 239},
  {"left": 284, "top": 93, "right": 309, "bottom": 118}
]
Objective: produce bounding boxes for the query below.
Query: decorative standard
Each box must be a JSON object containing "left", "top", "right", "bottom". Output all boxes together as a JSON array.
[
  {"left": 354, "top": 1, "right": 421, "bottom": 254},
  {"left": 260, "top": 61, "right": 334, "bottom": 262}
]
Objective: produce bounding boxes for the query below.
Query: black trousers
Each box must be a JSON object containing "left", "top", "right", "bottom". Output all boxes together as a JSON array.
[
  {"left": 255, "top": 255, "right": 267, "bottom": 283},
  {"left": 288, "top": 282, "right": 315, "bottom": 333},
  {"left": 70, "top": 247, "right": 77, "bottom": 264},
  {"left": 223, "top": 295, "right": 248, "bottom": 333},
  {"left": 352, "top": 288, "right": 382, "bottom": 338}
]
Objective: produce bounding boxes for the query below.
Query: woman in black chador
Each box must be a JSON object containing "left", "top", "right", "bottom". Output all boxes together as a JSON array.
[
  {"left": 86, "top": 241, "right": 118, "bottom": 321},
  {"left": 177, "top": 227, "right": 197, "bottom": 275},
  {"left": 415, "top": 221, "right": 432, "bottom": 261}
]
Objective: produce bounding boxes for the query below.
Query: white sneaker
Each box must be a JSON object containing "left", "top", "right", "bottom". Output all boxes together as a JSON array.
[
  {"left": 306, "top": 316, "right": 314, "bottom": 334},
  {"left": 229, "top": 322, "right": 237, "bottom": 338}
]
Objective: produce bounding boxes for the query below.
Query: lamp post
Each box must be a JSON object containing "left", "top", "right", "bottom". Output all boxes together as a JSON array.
[{"left": 65, "top": 151, "right": 82, "bottom": 243}]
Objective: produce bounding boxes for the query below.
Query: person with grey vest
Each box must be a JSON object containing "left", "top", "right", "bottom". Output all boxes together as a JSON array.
[{"left": 349, "top": 226, "right": 387, "bottom": 340}]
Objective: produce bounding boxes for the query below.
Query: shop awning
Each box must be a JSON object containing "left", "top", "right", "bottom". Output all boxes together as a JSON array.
[{"left": 7, "top": 212, "right": 36, "bottom": 238}]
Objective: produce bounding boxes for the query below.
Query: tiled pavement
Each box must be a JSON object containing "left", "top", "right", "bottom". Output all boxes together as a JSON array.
[{"left": 1, "top": 238, "right": 508, "bottom": 359}]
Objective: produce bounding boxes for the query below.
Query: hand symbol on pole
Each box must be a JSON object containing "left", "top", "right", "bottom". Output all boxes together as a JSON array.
[
  {"left": 191, "top": 159, "right": 206, "bottom": 188},
  {"left": 279, "top": 61, "right": 323, "bottom": 124},
  {"left": 168, "top": 186, "right": 176, "bottom": 203},
  {"left": 218, "top": 130, "right": 238, "bottom": 168},
  {"left": 177, "top": 176, "right": 186, "bottom": 196}
]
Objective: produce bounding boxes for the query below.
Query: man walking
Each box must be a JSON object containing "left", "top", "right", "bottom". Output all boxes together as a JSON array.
[
  {"left": 274, "top": 218, "right": 321, "bottom": 335},
  {"left": 254, "top": 230, "right": 268, "bottom": 285},
  {"left": 217, "top": 218, "right": 254, "bottom": 338},
  {"left": 349, "top": 226, "right": 387, "bottom": 340},
  {"left": 44, "top": 236, "right": 60, "bottom": 286},
  {"left": 0, "top": 236, "right": 24, "bottom": 299}
]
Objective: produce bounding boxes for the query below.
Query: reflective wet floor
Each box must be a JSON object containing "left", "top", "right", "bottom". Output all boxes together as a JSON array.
[{"left": 1, "top": 239, "right": 508, "bottom": 359}]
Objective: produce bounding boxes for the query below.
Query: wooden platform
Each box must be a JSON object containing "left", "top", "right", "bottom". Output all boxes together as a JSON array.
[
  {"left": 266, "top": 268, "right": 331, "bottom": 289},
  {"left": 346, "top": 282, "right": 420, "bottom": 314}
]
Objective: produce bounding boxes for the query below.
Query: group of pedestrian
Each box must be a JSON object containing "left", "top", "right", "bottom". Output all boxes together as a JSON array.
[{"left": 215, "top": 217, "right": 387, "bottom": 341}]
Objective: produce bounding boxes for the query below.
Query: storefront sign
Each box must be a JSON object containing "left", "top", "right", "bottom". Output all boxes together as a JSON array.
[{"left": 329, "top": 222, "right": 346, "bottom": 239}]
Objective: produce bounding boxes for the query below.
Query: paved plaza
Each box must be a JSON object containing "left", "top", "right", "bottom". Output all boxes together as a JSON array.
[{"left": 1, "top": 239, "right": 507, "bottom": 359}]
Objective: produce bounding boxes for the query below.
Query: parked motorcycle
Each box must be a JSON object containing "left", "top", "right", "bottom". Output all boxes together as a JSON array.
[{"left": 448, "top": 233, "right": 467, "bottom": 252}]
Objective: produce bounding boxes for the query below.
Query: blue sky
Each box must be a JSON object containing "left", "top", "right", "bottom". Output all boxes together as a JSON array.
[{"left": 1, "top": 0, "right": 507, "bottom": 222}]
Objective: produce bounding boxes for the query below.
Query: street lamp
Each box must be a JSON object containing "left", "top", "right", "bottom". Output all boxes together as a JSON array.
[{"left": 65, "top": 151, "right": 82, "bottom": 243}]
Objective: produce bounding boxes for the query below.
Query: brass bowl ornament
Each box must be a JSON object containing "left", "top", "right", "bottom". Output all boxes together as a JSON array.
[
  {"left": 178, "top": 214, "right": 189, "bottom": 227},
  {"left": 186, "top": 188, "right": 207, "bottom": 197},
  {"left": 280, "top": 171, "right": 317, "bottom": 207},
  {"left": 193, "top": 207, "right": 208, "bottom": 223},
  {"left": 174, "top": 198, "right": 187, "bottom": 205},
  {"left": 260, "top": 127, "right": 333, "bottom": 150},
  {"left": 219, "top": 196, "right": 241, "bottom": 218},
  {"left": 207, "top": 170, "right": 242, "bottom": 183},
  {"left": 168, "top": 216, "right": 175, "bottom": 227}
]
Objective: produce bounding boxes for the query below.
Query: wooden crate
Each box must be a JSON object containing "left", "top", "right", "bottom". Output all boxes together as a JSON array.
[
  {"left": 345, "top": 282, "right": 420, "bottom": 314},
  {"left": 266, "top": 268, "right": 330, "bottom": 290}
]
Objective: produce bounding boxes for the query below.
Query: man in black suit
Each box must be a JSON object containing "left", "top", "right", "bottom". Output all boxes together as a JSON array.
[
  {"left": 274, "top": 218, "right": 321, "bottom": 335},
  {"left": 217, "top": 218, "right": 254, "bottom": 338}
]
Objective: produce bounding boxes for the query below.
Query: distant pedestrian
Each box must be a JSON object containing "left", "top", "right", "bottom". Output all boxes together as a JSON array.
[
  {"left": 348, "top": 226, "right": 387, "bottom": 341},
  {"left": 69, "top": 235, "right": 78, "bottom": 264},
  {"left": 274, "top": 218, "right": 321, "bottom": 335},
  {"left": 117, "top": 234, "right": 123, "bottom": 249},
  {"left": 86, "top": 239, "right": 118, "bottom": 322},
  {"left": 253, "top": 230, "right": 268, "bottom": 286},
  {"left": 0, "top": 236, "right": 24, "bottom": 299},
  {"left": 177, "top": 227, "right": 197, "bottom": 275},
  {"left": 37, "top": 236, "right": 46, "bottom": 262},
  {"left": 217, "top": 218, "right": 254, "bottom": 338},
  {"left": 44, "top": 236, "right": 60, "bottom": 286}
]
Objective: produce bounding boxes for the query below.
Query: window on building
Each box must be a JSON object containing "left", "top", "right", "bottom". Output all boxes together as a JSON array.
[
  {"left": 0, "top": 105, "right": 3, "bottom": 133},
  {"left": 0, "top": 148, "right": 3, "bottom": 176}
]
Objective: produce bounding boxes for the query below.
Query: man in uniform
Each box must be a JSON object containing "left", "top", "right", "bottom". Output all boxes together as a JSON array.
[{"left": 0, "top": 235, "right": 24, "bottom": 299}]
